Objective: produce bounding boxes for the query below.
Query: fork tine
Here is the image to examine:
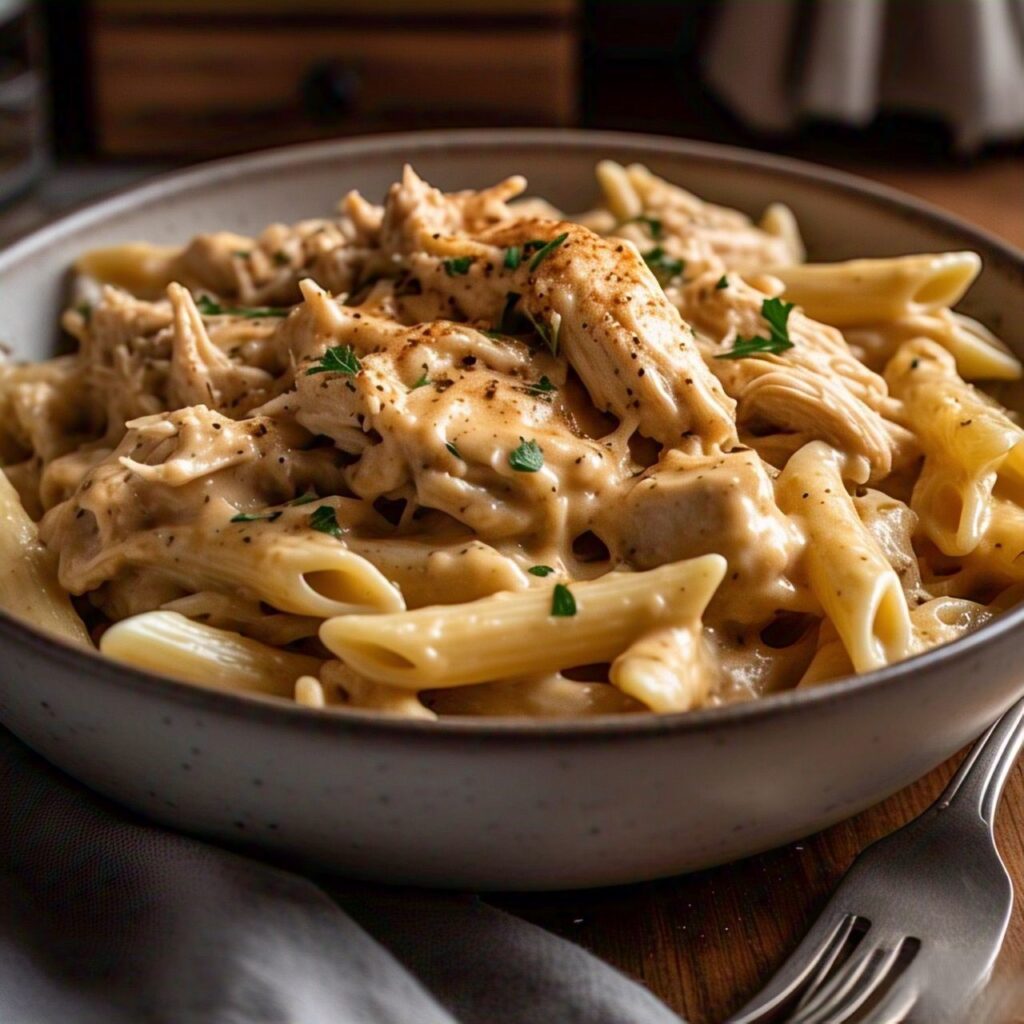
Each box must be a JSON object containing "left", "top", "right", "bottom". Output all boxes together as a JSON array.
[
  {"left": 725, "top": 914, "right": 858, "bottom": 1023},
  {"left": 791, "top": 940, "right": 905, "bottom": 1024}
]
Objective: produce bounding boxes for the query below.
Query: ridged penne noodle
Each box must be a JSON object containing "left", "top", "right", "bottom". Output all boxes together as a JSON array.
[
  {"left": 75, "top": 243, "right": 182, "bottom": 299},
  {"left": 142, "top": 527, "right": 406, "bottom": 618},
  {"left": 0, "top": 470, "right": 90, "bottom": 644},
  {"left": 320, "top": 556, "right": 727, "bottom": 690},
  {"left": 886, "top": 339, "right": 1024, "bottom": 556},
  {"left": 845, "top": 310, "right": 1022, "bottom": 382},
  {"left": 776, "top": 442, "right": 912, "bottom": 672},
  {"left": 610, "top": 621, "right": 719, "bottom": 712},
  {"left": 798, "top": 595, "right": 992, "bottom": 688},
  {"left": 101, "top": 611, "right": 321, "bottom": 696},
  {"left": 345, "top": 536, "right": 529, "bottom": 608},
  {"left": 773, "top": 252, "right": 980, "bottom": 327},
  {"left": 160, "top": 591, "right": 321, "bottom": 646}
]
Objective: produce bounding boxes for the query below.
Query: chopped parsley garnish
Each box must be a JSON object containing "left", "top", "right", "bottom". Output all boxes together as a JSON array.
[
  {"left": 508, "top": 437, "right": 544, "bottom": 472},
  {"left": 497, "top": 291, "right": 522, "bottom": 334},
  {"left": 503, "top": 246, "right": 522, "bottom": 269},
  {"left": 551, "top": 582, "right": 576, "bottom": 617},
  {"left": 642, "top": 247, "right": 684, "bottom": 283},
  {"left": 715, "top": 275, "right": 729, "bottom": 290},
  {"left": 715, "top": 297, "right": 795, "bottom": 360},
  {"left": 309, "top": 505, "right": 343, "bottom": 537},
  {"left": 526, "top": 375, "right": 557, "bottom": 398},
  {"left": 410, "top": 373, "right": 431, "bottom": 390},
  {"left": 232, "top": 249, "right": 251, "bottom": 259},
  {"left": 230, "top": 510, "right": 281, "bottom": 523},
  {"left": 524, "top": 309, "right": 560, "bottom": 356},
  {"left": 529, "top": 231, "right": 569, "bottom": 271},
  {"left": 528, "top": 565, "right": 555, "bottom": 577},
  {"left": 290, "top": 492, "right": 318, "bottom": 506},
  {"left": 305, "top": 344, "right": 361, "bottom": 376},
  {"left": 443, "top": 256, "right": 475, "bottom": 276},
  {"left": 624, "top": 214, "right": 663, "bottom": 239},
  {"left": 273, "top": 250, "right": 290, "bottom": 266},
  {"left": 445, "top": 440, "right": 462, "bottom": 459},
  {"left": 481, "top": 330, "right": 507, "bottom": 340},
  {"left": 75, "top": 302, "right": 92, "bottom": 323},
  {"left": 196, "top": 295, "right": 289, "bottom": 319}
]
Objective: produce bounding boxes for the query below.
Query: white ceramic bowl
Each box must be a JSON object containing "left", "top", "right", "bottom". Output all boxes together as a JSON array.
[{"left": 1, "top": 130, "right": 1022, "bottom": 889}]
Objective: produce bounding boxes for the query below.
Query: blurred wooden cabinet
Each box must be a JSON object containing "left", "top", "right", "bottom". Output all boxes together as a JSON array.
[{"left": 80, "top": 1, "right": 578, "bottom": 158}]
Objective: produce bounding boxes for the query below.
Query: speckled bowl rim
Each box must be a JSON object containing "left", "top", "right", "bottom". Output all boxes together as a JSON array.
[{"left": 1, "top": 127, "right": 1022, "bottom": 741}]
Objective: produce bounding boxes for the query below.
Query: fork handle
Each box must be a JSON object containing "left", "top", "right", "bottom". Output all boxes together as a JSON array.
[{"left": 936, "top": 696, "right": 1024, "bottom": 828}]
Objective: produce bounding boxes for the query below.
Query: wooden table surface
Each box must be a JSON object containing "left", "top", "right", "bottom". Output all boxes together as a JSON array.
[{"left": 494, "top": 154, "right": 1024, "bottom": 1023}]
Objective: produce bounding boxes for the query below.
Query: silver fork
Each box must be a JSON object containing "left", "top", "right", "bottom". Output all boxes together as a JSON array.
[{"left": 727, "top": 696, "right": 1024, "bottom": 1024}]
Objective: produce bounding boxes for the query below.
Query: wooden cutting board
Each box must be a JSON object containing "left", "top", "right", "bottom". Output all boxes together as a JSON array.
[{"left": 493, "top": 155, "right": 1024, "bottom": 1022}]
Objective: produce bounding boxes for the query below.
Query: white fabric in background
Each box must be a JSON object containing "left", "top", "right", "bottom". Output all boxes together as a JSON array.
[{"left": 703, "top": 0, "right": 1024, "bottom": 151}]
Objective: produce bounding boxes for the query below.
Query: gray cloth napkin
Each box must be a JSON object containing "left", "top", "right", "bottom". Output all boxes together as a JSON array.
[{"left": 0, "top": 727, "right": 684, "bottom": 1024}]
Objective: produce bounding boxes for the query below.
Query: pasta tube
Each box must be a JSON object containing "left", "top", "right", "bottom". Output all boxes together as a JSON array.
[
  {"left": 345, "top": 537, "right": 529, "bottom": 608},
  {"left": 773, "top": 252, "right": 980, "bottom": 327},
  {"left": 776, "top": 442, "right": 912, "bottom": 672},
  {"left": 0, "top": 470, "right": 89, "bottom": 644},
  {"left": 886, "top": 339, "right": 1024, "bottom": 556},
  {"left": 101, "top": 611, "right": 321, "bottom": 696},
  {"left": 610, "top": 621, "right": 718, "bottom": 713},
  {"left": 320, "top": 555, "right": 727, "bottom": 690},
  {"left": 118, "top": 526, "right": 406, "bottom": 618},
  {"left": 75, "top": 243, "right": 181, "bottom": 298}
]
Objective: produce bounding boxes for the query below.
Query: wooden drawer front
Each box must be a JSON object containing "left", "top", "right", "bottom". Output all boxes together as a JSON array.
[{"left": 92, "top": 23, "right": 578, "bottom": 156}]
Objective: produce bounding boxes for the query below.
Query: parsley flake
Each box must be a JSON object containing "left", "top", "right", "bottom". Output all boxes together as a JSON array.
[
  {"left": 230, "top": 510, "right": 281, "bottom": 523},
  {"left": 443, "top": 256, "right": 475, "bottom": 277},
  {"left": 624, "top": 214, "right": 663, "bottom": 239},
  {"left": 715, "top": 297, "right": 795, "bottom": 360},
  {"left": 232, "top": 249, "right": 251, "bottom": 260},
  {"left": 305, "top": 344, "right": 361, "bottom": 376},
  {"left": 75, "top": 302, "right": 93, "bottom": 323},
  {"left": 551, "top": 582, "right": 577, "bottom": 617},
  {"left": 503, "top": 246, "right": 522, "bottom": 269},
  {"left": 508, "top": 437, "right": 544, "bottom": 472},
  {"left": 529, "top": 232, "right": 569, "bottom": 271},
  {"left": 642, "top": 247, "right": 684, "bottom": 283},
  {"left": 309, "top": 505, "right": 343, "bottom": 537},
  {"left": 196, "top": 295, "right": 289, "bottom": 319},
  {"left": 273, "top": 250, "right": 290, "bottom": 266},
  {"left": 410, "top": 373, "right": 431, "bottom": 390},
  {"left": 715, "top": 275, "right": 729, "bottom": 290},
  {"left": 529, "top": 565, "right": 555, "bottom": 577},
  {"left": 290, "top": 492, "right": 318, "bottom": 506},
  {"left": 526, "top": 375, "right": 557, "bottom": 398},
  {"left": 445, "top": 440, "right": 462, "bottom": 459}
]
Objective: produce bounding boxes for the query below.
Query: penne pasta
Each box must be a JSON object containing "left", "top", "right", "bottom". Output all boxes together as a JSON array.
[
  {"left": 886, "top": 339, "right": 1024, "bottom": 556},
  {"left": 610, "top": 621, "right": 719, "bottom": 713},
  {"left": 773, "top": 252, "right": 981, "bottom": 327},
  {"left": 101, "top": 611, "right": 321, "bottom": 696},
  {"left": 0, "top": 470, "right": 89, "bottom": 644},
  {"left": 776, "top": 442, "right": 912, "bottom": 672},
  {"left": 320, "top": 556, "right": 727, "bottom": 690}
]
